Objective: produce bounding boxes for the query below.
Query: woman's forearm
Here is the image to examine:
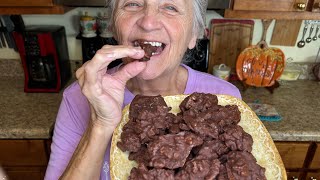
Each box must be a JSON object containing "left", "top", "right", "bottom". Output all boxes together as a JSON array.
[{"left": 60, "top": 122, "right": 114, "bottom": 180}]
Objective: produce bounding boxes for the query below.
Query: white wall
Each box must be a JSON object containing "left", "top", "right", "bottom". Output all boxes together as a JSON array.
[{"left": 0, "top": 8, "right": 318, "bottom": 62}]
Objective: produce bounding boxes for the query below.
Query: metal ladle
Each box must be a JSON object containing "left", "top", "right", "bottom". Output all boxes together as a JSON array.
[
  {"left": 297, "top": 25, "right": 308, "bottom": 48},
  {"left": 313, "top": 25, "right": 319, "bottom": 41},
  {"left": 306, "top": 25, "right": 314, "bottom": 43}
]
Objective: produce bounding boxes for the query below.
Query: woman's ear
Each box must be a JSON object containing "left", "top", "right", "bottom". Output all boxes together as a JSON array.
[{"left": 188, "top": 35, "right": 198, "bottom": 49}]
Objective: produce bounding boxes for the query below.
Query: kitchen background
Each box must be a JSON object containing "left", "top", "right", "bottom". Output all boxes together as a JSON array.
[
  {"left": 0, "top": 8, "right": 319, "bottom": 63},
  {"left": 1, "top": 2, "right": 320, "bottom": 180}
]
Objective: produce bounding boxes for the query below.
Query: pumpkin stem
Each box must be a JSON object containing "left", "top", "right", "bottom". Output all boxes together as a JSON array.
[{"left": 257, "top": 40, "right": 269, "bottom": 49}]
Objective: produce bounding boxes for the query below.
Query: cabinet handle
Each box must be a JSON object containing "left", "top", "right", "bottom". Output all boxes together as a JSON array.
[{"left": 296, "top": 3, "right": 307, "bottom": 10}]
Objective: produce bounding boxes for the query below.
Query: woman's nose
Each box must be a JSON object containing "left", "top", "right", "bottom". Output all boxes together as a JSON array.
[{"left": 136, "top": 7, "right": 162, "bottom": 32}]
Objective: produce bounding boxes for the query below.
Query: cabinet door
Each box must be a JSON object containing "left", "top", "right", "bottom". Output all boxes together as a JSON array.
[
  {"left": 306, "top": 172, "right": 320, "bottom": 179},
  {"left": 312, "top": 0, "right": 320, "bottom": 12},
  {"left": 0, "top": 140, "right": 48, "bottom": 166},
  {"left": 233, "top": 0, "right": 309, "bottom": 12},
  {"left": 310, "top": 143, "right": 320, "bottom": 169},
  {"left": 4, "top": 167, "right": 46, "bottom": 180},
  {"left": 0, "top": 0, "right": 54, "bottom": 7},
  {"left": 287, "top": 171, "right": 300, "bottom": 179},
  {"left": 275, "top": 142, "right": 309, "bottom": 169}
]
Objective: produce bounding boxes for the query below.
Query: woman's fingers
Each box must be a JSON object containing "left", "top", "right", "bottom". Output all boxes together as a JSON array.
[
  {"left": 84, "top": 46, "right": 145, "bottom": 85},
  {"left": 76, "top": 61, "right": 90, "bottom": 88},
  {"left": 113, "top": 61, "right": 147, "bottom": 85}
]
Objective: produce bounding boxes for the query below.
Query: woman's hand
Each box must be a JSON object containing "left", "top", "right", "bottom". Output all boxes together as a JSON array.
[{"left": 76, "top": 45, "right": 146, "bottom": 129}]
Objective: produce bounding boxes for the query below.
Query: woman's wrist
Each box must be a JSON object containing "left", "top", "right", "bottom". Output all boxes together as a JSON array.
[
  {"left": 60, "top": 119, "right": 114, "bottom": 179},
  {"left": 89, "top": 119, "right": 117, "bottom": 138}
]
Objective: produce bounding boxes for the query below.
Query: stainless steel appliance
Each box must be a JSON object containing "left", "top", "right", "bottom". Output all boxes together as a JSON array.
[{"left": 59, "top": 0, "right": 231, "bottom": 9}]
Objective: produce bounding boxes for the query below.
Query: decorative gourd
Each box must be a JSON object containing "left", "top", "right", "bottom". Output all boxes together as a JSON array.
[{"left": 236, "top": 20, "right": 285, "bottom": 87}]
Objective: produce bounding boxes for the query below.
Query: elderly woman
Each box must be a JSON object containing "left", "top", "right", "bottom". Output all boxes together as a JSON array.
[{"left": 45, "top": 0, "right": 241, "bottom": 179}]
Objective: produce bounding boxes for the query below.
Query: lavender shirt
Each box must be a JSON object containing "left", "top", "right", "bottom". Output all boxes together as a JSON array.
[{"left": 44, "top": 64, "right": 241, "bottom": 180}]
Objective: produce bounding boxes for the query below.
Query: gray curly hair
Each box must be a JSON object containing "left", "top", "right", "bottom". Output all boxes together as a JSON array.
[{"left": 105, "top": 0, "right": 208, "bottom": 38}]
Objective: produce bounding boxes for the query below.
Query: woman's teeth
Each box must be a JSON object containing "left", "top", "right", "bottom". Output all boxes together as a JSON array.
[{"left": 143, "top": 41, "right": 162, "bottom": 47}]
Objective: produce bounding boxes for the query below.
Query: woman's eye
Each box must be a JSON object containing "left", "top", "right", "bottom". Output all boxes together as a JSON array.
[
  {"left": 165, "top": 6, "right": 178, "bottom": 12},
  {"left": 123, "top": 2, "right": 142, "bottom": 10},
  {"left": 126, "top": 3, "right": 139, "bottom": 7}
]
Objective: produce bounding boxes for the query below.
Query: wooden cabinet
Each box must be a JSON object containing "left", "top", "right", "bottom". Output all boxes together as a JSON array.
[
  {"left": 4, "top": 167, "right": 46, "bottom": 180},
  {"left": 310, "top": 143, "right": 320, "bottom": 169},
  {"left": 306, "top": 173, "right": 320, "bottom": 179},
  {"left": 0, "top": 0, "right": 54, "bottom": 7},
  {"left": 312, "top": 0, "right": 320, "bottom": 12},
  {"left": 287, "top": 171, "right": 301, "bottom": 179},
  {"left": 225, "top": 0, "right": 320, "bottom": 20},
  {"left": 0, "top": 0, "right": 71, "bottom": 14},
  {"left": 275, "top": 142, "right": 320, "bottom": 180},
  {"left": 0, "top": 140, "right": 51, "bottom": 180},
  {"left": 233, "top": 0, "right": 309, "bottom": 12},
  {"left": 275, "top": 142, "right": 309, "bottom": 169}
]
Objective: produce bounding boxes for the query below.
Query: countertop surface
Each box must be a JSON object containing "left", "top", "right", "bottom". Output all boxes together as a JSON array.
[
  {"left": 0, "top": 77, "right": 64, "bottom": 139},
  {"left": 1, "top": 76, "right": 320, "bottom": 141},
  {"left": 240, "top": 80, "right": 320, "bottom": 142}
]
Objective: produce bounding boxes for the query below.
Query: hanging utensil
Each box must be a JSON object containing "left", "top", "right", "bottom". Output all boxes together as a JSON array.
[
  {"left": 313, "top": 25, "right": 319, "bottom": 41},
  {"left": 313, "top": 46, "right": 320, "bottom": 81},
  {"left": 0, "top": 16, "right": 14, "bottom": 49},
  {"left": 2, "top": 15, "right": 18, "bottom": 51},
  {"left": 306, "top": 24, "right": 314, "bottom": 43},
  {"left": 297, "top": 24, "right": 308, "bottom": 48},
  {"left": 0, "top": 21, "right": 6, "bottom": 48}
]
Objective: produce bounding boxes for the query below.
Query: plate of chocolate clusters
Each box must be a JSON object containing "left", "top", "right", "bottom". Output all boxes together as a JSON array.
[{"left": 110, "top": 93, "right": 286, "bottom": 180}]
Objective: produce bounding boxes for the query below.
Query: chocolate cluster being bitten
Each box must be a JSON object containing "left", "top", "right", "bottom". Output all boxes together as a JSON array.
[
  {"left": 117, "top": 92, "right": 266, "bottom": 180},
  {"left": 134, "top": 40, "right": 159, "bottom": 61}
]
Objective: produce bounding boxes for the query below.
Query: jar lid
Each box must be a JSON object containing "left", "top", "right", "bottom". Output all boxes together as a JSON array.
[
  {"left": 213, "top": 64, "right": 231, "bottom": 72},
  {"left": 98, "top": 12, "right": 110, "bottom": 20},
  {"left": 81, "top": 12, "right": 95, "bottom": 21}
]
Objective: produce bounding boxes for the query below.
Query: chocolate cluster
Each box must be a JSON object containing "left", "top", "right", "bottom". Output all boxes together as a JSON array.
[
  {"left": 134, "top": 40, "right": 158, "bottom": 61},
  {"left": 117, "top": 93, "right": 266, "bottom": 180}
]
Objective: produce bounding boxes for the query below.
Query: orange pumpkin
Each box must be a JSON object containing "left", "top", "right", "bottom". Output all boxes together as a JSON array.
[
  {"left": 236, "top": 45, "right": 285, "bottom": 87},
  {"left": 236, "top": 19, "right": 285, "bottom": 87}
]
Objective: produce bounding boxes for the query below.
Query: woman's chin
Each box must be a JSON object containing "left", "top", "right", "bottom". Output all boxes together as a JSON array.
[{"left": 136, "top": 71, "right": 158, "bottom": 80}]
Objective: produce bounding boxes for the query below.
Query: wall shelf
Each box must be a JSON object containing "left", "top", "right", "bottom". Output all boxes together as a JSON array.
[
  {"left": 0, "top": 5, "right": 73, "bottom": 15},
  {"left": 225, "top": 9, "right": 320, "bottom": 20}
]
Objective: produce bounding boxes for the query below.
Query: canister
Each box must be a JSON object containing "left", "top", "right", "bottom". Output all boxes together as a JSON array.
[
  {"left": 80, "top": 12, "right": 97, "bottom": 38},
  {"left": 97, "top": 12, "right": 113, "bottom": 38},
  {"left": 213, "top": 64, "right": 231, "bottom": 81}
]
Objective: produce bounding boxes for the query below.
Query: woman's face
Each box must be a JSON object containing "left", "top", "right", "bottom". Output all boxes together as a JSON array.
[{"left": 113, "top": 0, "right": 197, "bottom": 80}]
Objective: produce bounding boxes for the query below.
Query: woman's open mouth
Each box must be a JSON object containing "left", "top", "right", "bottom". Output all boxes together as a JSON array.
[{"left": 133, "top": 40, "right": 166, "bottom": 61}]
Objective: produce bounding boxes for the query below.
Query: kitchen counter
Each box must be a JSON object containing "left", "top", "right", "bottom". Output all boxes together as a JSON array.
[
  {"left": 239, "top": 80, "right": 320, "bottom": 142},
  {"left": 0, "top": 75, "right": 320, "bottom": 141},
  {"left": 0, "top": 77, "right": 66, "bottom": 139}
]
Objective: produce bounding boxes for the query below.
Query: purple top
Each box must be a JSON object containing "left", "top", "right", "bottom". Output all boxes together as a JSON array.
[{"left": 44, "top": 64, "right": 241, "bottom": 180}]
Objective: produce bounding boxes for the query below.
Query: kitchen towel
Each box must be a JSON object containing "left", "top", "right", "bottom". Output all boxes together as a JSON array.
[{"left": 247, "top": 103, "right": 282, "bottom": 121}]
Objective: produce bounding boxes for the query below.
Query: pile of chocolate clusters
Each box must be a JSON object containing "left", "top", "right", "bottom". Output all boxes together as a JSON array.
[{"left": 117, "top": 92, "right": 266, "bottom": 180}]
